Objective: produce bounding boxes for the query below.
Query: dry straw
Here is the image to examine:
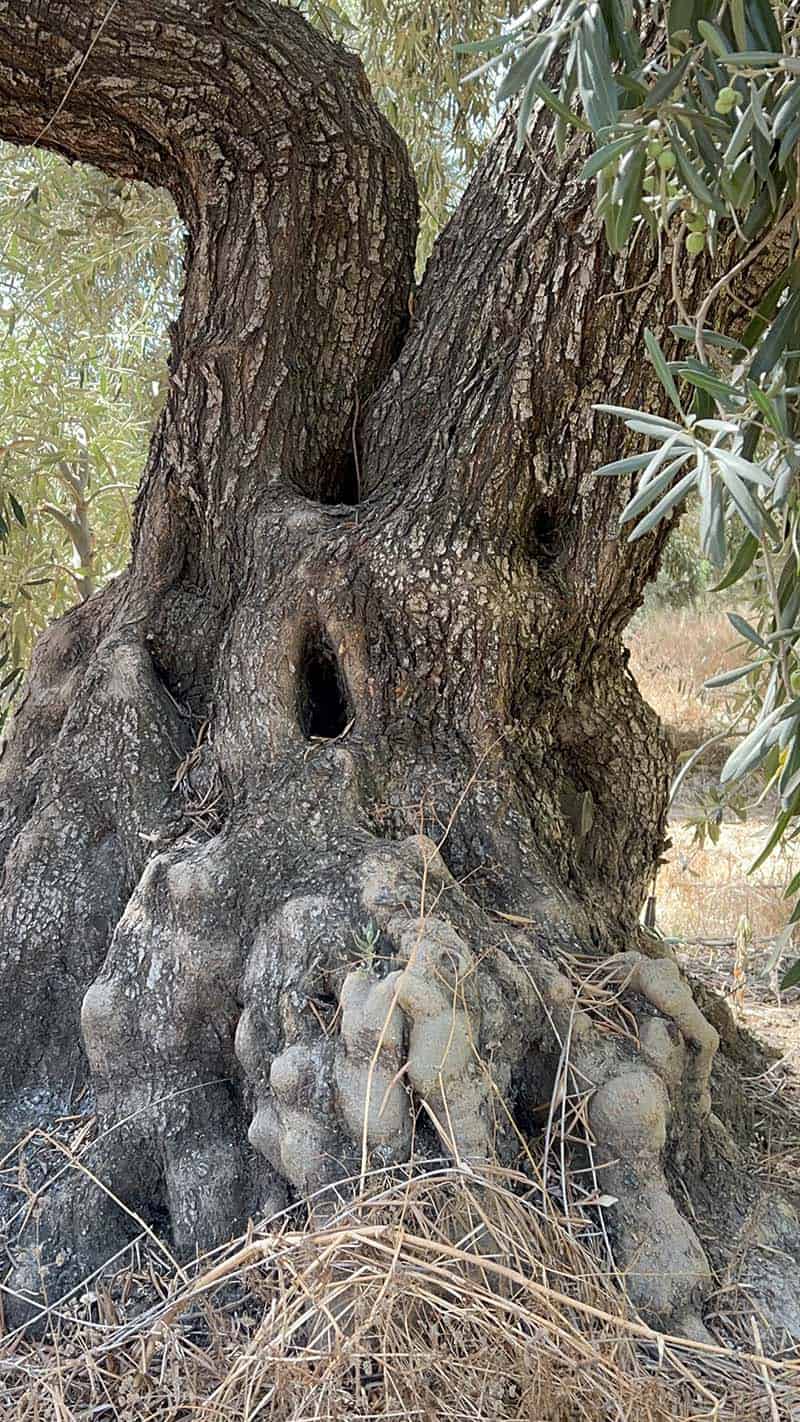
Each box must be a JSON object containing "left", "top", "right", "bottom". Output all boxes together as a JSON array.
[{"left": 2, "top": 1150, "right": 799, "bottom": 1420}]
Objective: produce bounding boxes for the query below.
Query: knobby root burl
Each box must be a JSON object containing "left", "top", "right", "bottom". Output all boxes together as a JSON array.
[{"left": 7, "top": 809, "right": 791, "bottom": 1347}]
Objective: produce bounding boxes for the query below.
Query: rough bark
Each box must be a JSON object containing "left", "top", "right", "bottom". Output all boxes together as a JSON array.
[{"left": 1, "top": 0, "right": 799, "bottom": 1348}]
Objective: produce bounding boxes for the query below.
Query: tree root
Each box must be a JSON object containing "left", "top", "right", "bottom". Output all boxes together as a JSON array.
[{"left": 4, "top": 829, "right": 800, "bottom": 1351}]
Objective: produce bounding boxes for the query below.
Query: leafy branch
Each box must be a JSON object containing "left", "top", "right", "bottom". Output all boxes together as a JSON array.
[{"left": 472, "top": 0, "right": 800, "bottom": 982}]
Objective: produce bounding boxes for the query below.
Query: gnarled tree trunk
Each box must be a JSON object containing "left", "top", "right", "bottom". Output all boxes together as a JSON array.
[{"left": 1, "top": 0, "right": 798, "bottom": 1347}]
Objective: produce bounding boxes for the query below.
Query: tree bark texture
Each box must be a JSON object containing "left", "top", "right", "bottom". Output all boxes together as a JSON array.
[{"left": 1, "top": 0, "right": 799, "bottom": 1347}]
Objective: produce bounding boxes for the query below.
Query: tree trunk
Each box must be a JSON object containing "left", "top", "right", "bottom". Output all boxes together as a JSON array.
[{"left": 1, "top": 0, "right": 798, "bottom": 1347}]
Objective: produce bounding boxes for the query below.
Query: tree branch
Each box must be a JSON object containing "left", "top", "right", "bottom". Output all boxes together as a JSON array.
[
  {"left": 364, "top": 103, "right": 780, "bottom": 630},
  {"left": 0, "top": 0, "right": 418, "bottom": 598}
]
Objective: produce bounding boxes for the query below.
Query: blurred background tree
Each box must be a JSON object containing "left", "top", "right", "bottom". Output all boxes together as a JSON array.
[{"left": 0, "top": 154, "right": 180, "bottom": 710}]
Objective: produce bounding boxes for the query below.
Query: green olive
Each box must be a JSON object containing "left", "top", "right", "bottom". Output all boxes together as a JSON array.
[
  {"left": 686, "top": 231, "right": 706, "bottom": 254},
  {"left": 657, "top": 149, "right": 677, "bottom": 170},
  {"left": 715, "top": 85, "right": 738, "bottom": 114}
]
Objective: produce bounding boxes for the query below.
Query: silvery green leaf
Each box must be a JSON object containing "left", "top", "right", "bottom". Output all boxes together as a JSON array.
[
  {"left": 779, "top": 716, "right": 796, "bottom": 750},
  {"left": 699, "top": 459, "right": 726, "bottom": 566},
  {"left": 747, "top": 381, "right": 784, "bottom": 435},
  {"left": 517, "top": 70, "right": 541, "bottom": 149},
  {"left": 714, "top": 448, "right": 773, "bottom": 486},
  {"left": 721, "top": 707, "right": 785, "bottom": 783},
  {"left": 722, "top": 155, "right": 756, "bottom": 209},
  {"left": 741, "top": 262, "right": 798, "bottom": 349},
  {"left": 750, "top": 290, "right": 800, "bottom": 378},
  {"left": 773, "top": 83, "right": 800, "bottom": 137},
  {"left": 728, "top": 611, "right": 767, "bottom": 647},
  {"left": 778, "top": 114, "right": 800, "bottom": 168},
  {"left": 741, "top": 178, "right": 783, "bottom": 239},
  {"left": 781, "top": 584, "right": 800, "bottom": 631},
  {"left": 774, "top": 462, "right": 798, "bottom": 506},
  {"left": 611, "top": 145, "right": 646, "bottom": 250},
  {"left": 764, "top": 624, "right": 800, "bottom": 643},
  {"left": 594, "top": 403, "right": 683, "bottom": 429},
  {"left": 779, "top": 739, "right": 800, "bottom": 803},
  {"left": 730, "top": 0, "right": 747, "bottom": 51},
  {"left": 580, "top": 135, "right": 640, "bottom": 182},
  {"left": 606, "top": 0, "right": 642, "bottom": 68},
  {"left": 594, "top": 452, "right": 654, "bottom": 476},
  {"left": 753, "top": 125, "right": 775, "bottom": 184},
  {"left": 750, "top": 801, "right": 798, "bottom": 871},
  {"left": 644, "top": 328, "right": 683, "bottom": 412},
  {"left": 529, "top": 81, "right": 592, "bottom": 132},
  {"left": 619, "top": 449, "right": 692, "bottom": 524},
  {"left": 641, "top": 434, "right": 684, "bottom": 478},
  {"left": 641, "top": 53, "right": 690, "bottom": 111},
  {"left": 705, "top": 658, "right": 768, "bottom": 688},
  {"left": 673, "top": 364, "right": 745, "bottom": 405},
  {"left": 721, "top": 729, "right": 771, "bottom": 784},
  {"left": 668, "top": 124, "right": 727, "bottom": 213},
  {"left": 686, "top": 109, "right": 727, "bottom": 174},
  {"left": 454, "top": 34, "right": 506, "bottom": 54},
  {"left": 697, "top": 20, "right": 731, "bottom": 56},
  {"left": 624, "top": 418, "right": 688, "bottom": 438},
  {"left": 748, "top": 0, "right": 781, "bottom": 52},
  {"left": 711, "top": 531, "right": 759, "bottom": 591},
  {"left": 576, "top": 10, "right": 618, "bottom": 131},
  {"left": 724, "top": 103, "right": 755, "bottom": 167},
  {"left": 716, "top": 462, "right": 765, "bottom": 538},
  {"left": 626, "top": 465, "right": 698, "bottom": 540},
  {"left": 498, "top": 34, "right": 556, "bottom": 103},
  {"left": 670, "top": 324, "right": 746, "bottom": 352},
  {"left": 695, "top": 419, "right": 742, "bottom": 433},
  {"left": 722, "top": 50, "right": 782, "bottom": 65},
  {"left": 750, "top": 80, "right": 771, "bottom": 140}
]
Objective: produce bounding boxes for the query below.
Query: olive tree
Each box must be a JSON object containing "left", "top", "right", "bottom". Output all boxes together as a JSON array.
[{"left": 1, "top": 0, "right": 799, "bottom": 1346}]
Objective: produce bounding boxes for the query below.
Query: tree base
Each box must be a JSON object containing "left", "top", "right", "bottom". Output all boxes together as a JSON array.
[{"left": 4, "top": 828, "right": 800, "bottom": 1353}]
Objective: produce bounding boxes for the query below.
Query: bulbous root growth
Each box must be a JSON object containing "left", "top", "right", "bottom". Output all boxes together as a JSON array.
[{"left": 6, "top": 823, "right": 798, "bottom": 1348}]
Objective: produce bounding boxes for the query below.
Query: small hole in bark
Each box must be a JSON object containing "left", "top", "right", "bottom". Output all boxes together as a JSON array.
[
  {"left": 297, "top": 629, "right": 352, "bottom": 739},
  {"left": 301, "top": 450, "right": 360, "bottom": 506},
  {"left": 528, "top": 505, "right": 560, "bottom": 567}
]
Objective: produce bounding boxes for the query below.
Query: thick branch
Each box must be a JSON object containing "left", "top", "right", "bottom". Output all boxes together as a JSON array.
[
  {"left": 363, "top": 105, "right": 777, "bottom": 633},
  {"left": 0, "top": 0, "right": 417, "bottom": 605}
]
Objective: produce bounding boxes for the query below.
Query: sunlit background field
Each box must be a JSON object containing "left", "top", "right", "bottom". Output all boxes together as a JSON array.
[
  {"left": 628, "top": 604, "right": 795, "bottom": 937},
  {"left": 627, "top": 599, "right": 800, "bottom": 1066}
]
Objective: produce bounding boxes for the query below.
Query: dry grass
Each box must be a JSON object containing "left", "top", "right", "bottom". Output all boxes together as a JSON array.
[
  {"left": 2, "top": 1157, "right": 799, "bottom": 1421},
  {"left": 627, "top": 604, "right": 740, "bottom": 752},
  {"left": 628, "top": 603, "right": 800, "bottom": 952},
  {"left": 655, "top": 820, "right": 800, "bottom": 946}
]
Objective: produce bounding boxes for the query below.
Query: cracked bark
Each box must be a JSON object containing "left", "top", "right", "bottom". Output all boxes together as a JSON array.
[{"left": 1, "top": 0, "right": 799, "bottom": 1347}]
